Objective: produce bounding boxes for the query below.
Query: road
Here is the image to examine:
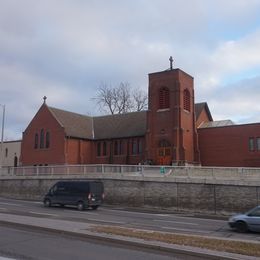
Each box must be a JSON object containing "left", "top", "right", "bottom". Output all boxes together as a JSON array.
[
  {"left": 0, "top": 225, "right": 189, "bottom": 260},
  {"left": 0, "top": 197, "right": 259, "bottom": 243}
]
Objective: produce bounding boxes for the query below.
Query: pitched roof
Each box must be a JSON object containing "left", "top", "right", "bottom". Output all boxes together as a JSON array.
[
  {"left": 48, "top": 106, "right": 146, "bottom": 140},
  {"left": 48, "top": 107, "right": 94, "bottom": 139},
  {"left": 93, "top": 111, "right": 147, "bottom": 139},
  {"left": 195, "top": 102, "right": 213, "bottom": 121},
  {"left": 199, "top": 120, "right": 235, "bottom": 128}
]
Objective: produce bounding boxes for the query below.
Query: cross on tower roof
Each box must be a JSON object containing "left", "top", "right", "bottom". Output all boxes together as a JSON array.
[{"left": 169, "top": 56, "right": 173, "bottom": 70}]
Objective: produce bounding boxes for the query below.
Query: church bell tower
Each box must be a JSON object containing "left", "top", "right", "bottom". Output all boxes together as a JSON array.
[{"left": 145, "top": 57, "right": 200, "bottom": 165}]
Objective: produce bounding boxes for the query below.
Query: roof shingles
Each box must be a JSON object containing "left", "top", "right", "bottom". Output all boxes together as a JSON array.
[
  {"left": 94, "top": 111, "right": 147, "bottom": 139},
  {"left": 49, "top": 106, "right": 146, "bottom": 140},
  {"left": 49, "top": 107, "right": 94, "bottom": 139}
]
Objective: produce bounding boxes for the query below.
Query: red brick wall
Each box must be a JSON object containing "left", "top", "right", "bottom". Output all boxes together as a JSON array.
[
  {"left": 21, "top": 104, "right": 66, "bottom": 165},
  {"left": 65, "top": 138, "right": 92, "bottom": 164},
  {"left": 198, "top": 123, "right": 260, "bottom": 167}
]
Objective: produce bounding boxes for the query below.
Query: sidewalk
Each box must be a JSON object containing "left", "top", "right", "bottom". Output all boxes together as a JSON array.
[{"left": 0, "top": 213, "right": 258, "bottom": 260}]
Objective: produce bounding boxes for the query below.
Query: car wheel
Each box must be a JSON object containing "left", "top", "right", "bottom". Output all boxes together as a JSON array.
[
  {"left": 91, "top": 205, "right": 99, "bottom": 210},
  {"left": 77, "top": 201, "right": 85, "bottom": 211},
  {"left": 44, "top": 199, "right": 51, "bottom": 207},
  {"left": 235, "top": 221, "right": 248, "bottom": 233}
]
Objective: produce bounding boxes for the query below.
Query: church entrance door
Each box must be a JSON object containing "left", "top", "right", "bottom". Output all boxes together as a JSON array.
[{"left": 157, "top": 140, "right": 171, "bottom": 165}]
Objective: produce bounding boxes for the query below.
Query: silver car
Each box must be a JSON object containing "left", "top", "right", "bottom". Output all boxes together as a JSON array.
[{"left": 228, "top": 205, "right": 260, "bottom": 232}]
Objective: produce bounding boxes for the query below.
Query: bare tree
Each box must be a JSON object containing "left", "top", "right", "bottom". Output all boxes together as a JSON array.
[
  {"left": 115, "top": 82, "right": 132, "bottom": 114},
  {"left": 94, "top": 83, "right": 117, "bottom": 114},
  {"left": 94, "top": 82, "right": 148, "bottom": 114},
  {"left": 132, "top": 89, "right": 148, "bottom": 111}
]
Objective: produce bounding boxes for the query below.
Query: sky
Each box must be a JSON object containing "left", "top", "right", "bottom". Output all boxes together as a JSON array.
[{"left": 1, "top": 0, "right": 260, "bottom": 140}]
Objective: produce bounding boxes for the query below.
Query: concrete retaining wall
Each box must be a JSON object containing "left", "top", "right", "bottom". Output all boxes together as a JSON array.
[{"left": 0, "top": 176, "right": 259, "bottom": 215}]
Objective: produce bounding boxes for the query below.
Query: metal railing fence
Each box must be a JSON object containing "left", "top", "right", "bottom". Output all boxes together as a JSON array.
[{"left": 0, "top": 164, "right": 260, "bottom": 181}]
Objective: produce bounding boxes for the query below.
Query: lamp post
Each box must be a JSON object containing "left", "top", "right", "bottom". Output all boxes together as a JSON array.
[{"left": 0, "top": 104, "right": 5, "bottom": 168}]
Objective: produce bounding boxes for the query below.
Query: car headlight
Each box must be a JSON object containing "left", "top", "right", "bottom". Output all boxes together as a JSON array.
[{"left": 229, "top": 216, "right": 236, "bottom": 222}]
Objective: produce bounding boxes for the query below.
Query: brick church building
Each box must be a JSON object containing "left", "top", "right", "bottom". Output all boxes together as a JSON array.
[{"left": 20, "top": 65, "right": 260, "bottom": 167}]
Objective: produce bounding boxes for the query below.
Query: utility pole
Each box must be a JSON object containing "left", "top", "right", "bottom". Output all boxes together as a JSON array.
[{"left": 0, "top": 104, "right": 5, "bottom": 168}]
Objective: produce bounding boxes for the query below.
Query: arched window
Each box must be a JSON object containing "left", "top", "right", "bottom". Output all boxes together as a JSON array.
[
  {"left": 40, "top": 129, "right": 44, "bottom": 149},
  {"left": 34, "top": 133, "right": 38, "bottom": 149},
  {"left": 183, "top": 89, "right": 191, "bottom": 112},
  {"left": 159, "top": 87, "right": 170, "bottom": 109},
  {"left": 14, "top": 155, "right": 18, "bottom": 167},
  {"left": 97, "top": 142, "right": 101, "bottom": 156},
  {"left": 159, "top": 139, "right": 171, "bottom": 148},
  {"left": 103, "top": 142, "right": 107, "bottom": 156},
  {"left": 46, "top": 131, "right": 50, "bottom": 148},
  {"left": 114, "top": 141, "right": 118, "bottom": 155}
]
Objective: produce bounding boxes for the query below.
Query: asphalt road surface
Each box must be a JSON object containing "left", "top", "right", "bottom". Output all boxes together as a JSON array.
[
  {"left": 0, "top": 225, "right": 191, "bottom": 260},
  {"left": 0, "top": 197, "right": 259, "bottom": 243}
]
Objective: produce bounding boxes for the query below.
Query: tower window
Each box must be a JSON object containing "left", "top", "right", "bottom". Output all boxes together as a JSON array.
[
  {"left": 159, "top": 87, "right": 170, "bottom": 109},
  {"left": 183, "top": 89, "right": 191, "bottom": 112}
]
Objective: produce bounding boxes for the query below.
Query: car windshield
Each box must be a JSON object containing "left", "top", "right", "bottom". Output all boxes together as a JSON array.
[{"left": 245, "top": 206, "right": 260, "bottom": 216}]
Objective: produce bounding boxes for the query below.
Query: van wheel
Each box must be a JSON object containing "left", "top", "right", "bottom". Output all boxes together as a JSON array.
[
  {"left": 44, "top": 199, "right": 51, "bottom": 207},
  {"left": 91, "top": 205, "right": 99, "bottom": 210},
  {"left": 77, "top": 201, "right": 85, "bottom": 211},
  {"left": 236, "top": 221, "right": 248, "bottom": 233}
]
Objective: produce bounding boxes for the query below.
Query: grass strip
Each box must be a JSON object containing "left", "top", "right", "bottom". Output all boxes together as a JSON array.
[{"left": 92, "top": 226, "right": 260, "bottom": 257}]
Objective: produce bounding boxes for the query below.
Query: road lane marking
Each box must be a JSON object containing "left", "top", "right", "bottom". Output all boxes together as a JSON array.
[
  {"left": 77, "top": 211, "right": 99, "bottom": 215},
  {"left": 101, "top": 208, "right": 225, "bottom": 223},
  {"left": 0, "top": 202, "right": 21, "bottom": 206},
  {"left": 161, "top": 226, "right": 210, "bottom": 233},
  {"left": 101, "top": 208, "right": 171, "bottom": 217},
  {"left": 29, "top": 211, "right": 59, "bottom": 217},
  {"left": 153, "top": 219, "right": 198, "bottom": 226},
  {"left": 86, "top": 218, "right": 125, "bottom": 224}
]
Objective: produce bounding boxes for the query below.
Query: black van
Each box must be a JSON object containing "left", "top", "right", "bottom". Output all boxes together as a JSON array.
[{"left": 43, "top": 181, "right": 104, "bottom": 210}]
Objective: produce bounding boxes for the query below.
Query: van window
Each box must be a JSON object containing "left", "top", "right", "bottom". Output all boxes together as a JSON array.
[
  {"left": 90, "top": 182, "right": 103, "bottom": 193},
  {"left": 70, "top": 182, "right": 89, "bottom": 193}
]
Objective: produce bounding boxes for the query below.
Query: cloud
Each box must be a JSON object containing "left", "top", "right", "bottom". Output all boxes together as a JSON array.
[
  {"left": 1, "top": 0, "right": 260, "bottom": 139},
  {"left": 205, "top": 75, "right": 260, "bottom": 123}
]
